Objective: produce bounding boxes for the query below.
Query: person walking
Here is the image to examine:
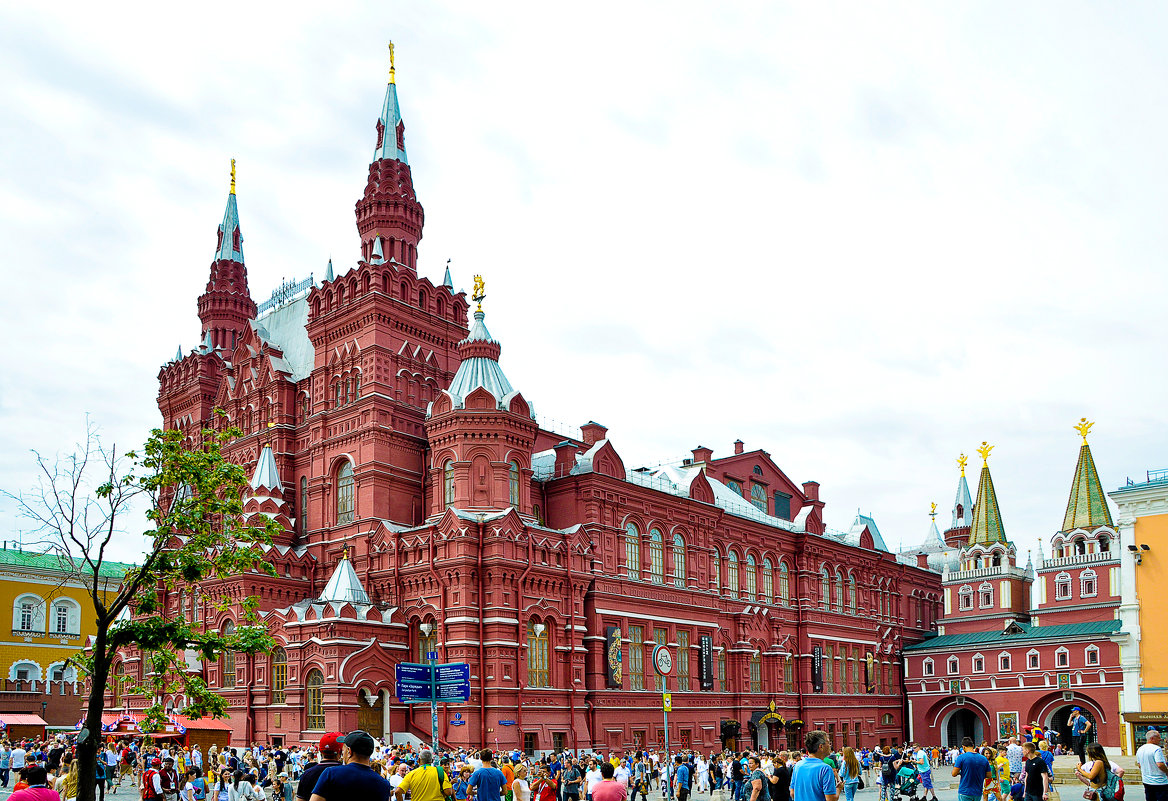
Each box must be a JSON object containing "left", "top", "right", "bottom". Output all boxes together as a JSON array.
[
  {"left": 396, "top": 749, "right": 454, "bottom": 801},
  {"left": 951, "top": 738, "right": 990, "bottom": 801},
  {"left": 592, "top": 763, "right": 627, "bottom": 801},
  {"left": 309, "top": 731, "right": 392, "bottom": 801},
  {"left": 296, "top": 734, "right": 344, "bottom": 801},
  {"left": 1020, "top": 742, "right": 1050, "bottom": 801},
  {"left": 791, "top": 731, "right": 842, "bottom": 801},
  {"left": 838, "top": 748, "right": 861, "bottom": 801},
  {"left": 1137, "top": 728, "right": 1168, "bottom": 801},
  {"left": 1070, "top": 709, "right": 1092, "bottom": 765},
  {"left": 468, "top": 750, "right": 509, "bottom": 801},
  {"left": 674, "top": 757, "right": 691, "bottom": 801}
]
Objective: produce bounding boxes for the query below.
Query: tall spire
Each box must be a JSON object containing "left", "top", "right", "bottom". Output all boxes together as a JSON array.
[
  {"left": 951, "top": 453, "right": 974, "bottom": 529},
  {"left": 374, "top": 42, "right": 409, "bottom": 164},
  {"left": 1062, "top": 418, "right": 1114, "bottom": 531},
  {"left": 198, "top": 160, "right": 257, "bottom": 352},
  {"left": 969, "top": 441, "right": 1008, "bottom": 545},
  {"left": 215, "top": 160, "right": 244, "bottom": 263}
]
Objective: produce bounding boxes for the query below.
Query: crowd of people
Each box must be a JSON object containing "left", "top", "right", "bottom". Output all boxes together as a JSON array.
[{"left": 2, "top": 723, "right": 1167, "bottom": 801}]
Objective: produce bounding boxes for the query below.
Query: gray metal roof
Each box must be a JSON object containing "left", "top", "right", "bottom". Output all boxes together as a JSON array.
[
  {"left": 319, "top": 557, "right": 370, "bottom": 604},
  {"left": 250, "top": 444, "right": 283, "bottom": 492},
  {"left": 253, "top": 296, "right": 314, "bottom": 382}
]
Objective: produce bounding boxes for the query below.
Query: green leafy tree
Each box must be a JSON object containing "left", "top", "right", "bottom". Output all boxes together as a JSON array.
[{"left": 4, "top": 418, "right": 280, "bottom": 801}]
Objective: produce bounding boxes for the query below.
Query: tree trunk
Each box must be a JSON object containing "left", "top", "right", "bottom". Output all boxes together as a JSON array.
[{"left": 77, "top": 627, "right": 110, "bottom": 801}]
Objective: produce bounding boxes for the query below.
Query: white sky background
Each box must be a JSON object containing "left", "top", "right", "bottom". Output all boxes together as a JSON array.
[{"left": 1, "top": 2, "right": 1166, "bottom": 564}]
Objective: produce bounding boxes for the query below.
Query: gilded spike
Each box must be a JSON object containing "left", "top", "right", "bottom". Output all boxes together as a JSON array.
[
  {"left": 389, "top": 41, "right": 396, "bottom": 85},
  {"left": 472, "top": 274, "right": 486, "bottom": 312},
  {"left": 230, "top": 158, "right": 236, "bottom": 195},
  {"left": 957, "top": 453, "right": 967, "bottom": 476},
  {"left": 1074, "top": 417, "right": 1095, "bottom": 445},
  {"left": 977, "top": 441, "right": 994, "bottom": 465}
]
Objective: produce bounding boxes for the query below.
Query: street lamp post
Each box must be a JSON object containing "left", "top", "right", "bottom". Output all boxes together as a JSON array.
[{"left": 420, "top": 622, "right": 438, "bottom": 754}]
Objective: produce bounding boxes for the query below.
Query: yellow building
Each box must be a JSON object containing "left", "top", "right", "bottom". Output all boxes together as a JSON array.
[
  {"left": 0, "top": 546, "right": 132, "bottom": 732},
  {"left": 1109, "top": 470, "right": 1168, "bottom": 750}
]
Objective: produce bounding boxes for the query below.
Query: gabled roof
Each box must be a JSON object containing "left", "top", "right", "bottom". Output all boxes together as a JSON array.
[
  {"left": 848, "top": 512, "right": 890, "bottom": 552},
  {"left": 1063, "top": 442, "right": 1114, "bottom": 532},
  {"left": 904, "top": 619, "right": 1122, "bottom": 651}
]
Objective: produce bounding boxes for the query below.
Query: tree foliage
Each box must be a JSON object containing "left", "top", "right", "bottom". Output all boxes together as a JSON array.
[{"left": 4, "top": 416, "right": 281, "bottom": 801}]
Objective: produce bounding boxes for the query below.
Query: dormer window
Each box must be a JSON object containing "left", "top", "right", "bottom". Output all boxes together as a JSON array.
[
  {"left": 753, "top": 465, "right": 763, "bottom": 475},
  {"left": 726, "top": 479, "right": 743, "bottom": 497}
]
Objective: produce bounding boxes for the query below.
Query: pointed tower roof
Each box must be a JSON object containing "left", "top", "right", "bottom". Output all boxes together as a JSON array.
[
  {"left": 319, "top": 551, "right": 370, "bottom": 604},
  {"left": 447, "top": 309, "right": 516, "bottom": 405},
  {"left": 174, "top": 345, "right": 183, "bottom": 362},
  {"left": 921, "top": 505, "right": 947, "bottom": 552},
  {"left": 969, "top": 442, "right": 1008, "bottom": 545},
  {"left": 373, "top": 43, "right": 409, "bottom": 164},
  {"left": 214, "top": 159, "right": 244, "bottom": 263},
  {"left": 325, "top": 258, "right": 334, "bottom": 282},
  {"left": 250, "top": 444, "right": 283, "bottom": 493},
  {"left": 1062, "top": 418, "right": 1114, "bottom": 531},
  {"left": 442, "top": 259, "right": 453, "bottom": 288},
  {"left": 952, "top": 454, "right": 974, "bottom": 529},
  {"left": 370, "top": 237, "right": 385, "bottom": 263}
]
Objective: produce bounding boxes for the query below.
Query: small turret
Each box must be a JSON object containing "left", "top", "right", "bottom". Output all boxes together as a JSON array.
[{"left": 969, "top": 442, "right": 1008, "bottom": 546}]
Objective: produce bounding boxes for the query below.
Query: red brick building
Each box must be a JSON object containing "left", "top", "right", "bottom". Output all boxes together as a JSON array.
[
  {"left": 904, "top": 432, "right": 1125, "bottom": 751},
  {"left": 114, "top": 60, "right": 942, "bottom": 752}
]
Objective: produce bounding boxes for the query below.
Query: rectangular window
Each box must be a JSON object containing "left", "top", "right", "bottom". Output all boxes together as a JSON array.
[
  {"left": 773, "top": 491, "right": 792, "bottom": 520},
  {"left": 750, "top": 654, "right": 762, "bottom": 693},
  {"left": 19, "top": 604, "right": 33, "bottom": 631},
  {"left": 1057, "top": 651, "right": 1069, "bottom": 668},
  {"left": 784, "top": 657, "right": 795, "bottom": 694},
  {"left": 629, "top": 625, "right": 644, "bottom": 690},
  {"left": 1028, "top": 653, "right": 1039, "bottom": 669},
  {"left": 718, "top": 652, "right": 726, "bottom": 693},
  {"left": 653, "top": 628, "right": 668, "bottom": 691},
  {"left": 678, "top": 632, "right": 690, "bottom": 692},
  {"left": 55, "top": 605, "right": 68, "bottom": 634},
  {"left": 923, "top": 660, "right": 934, "bottom": 676},
  {"left": 1087, "top": 649, "right": 1099, "bottom": 665},
  {"left": 1000, "top": 655, "right": 1011, "bottom": 672},
  {"left": 824, "top": 645, "right": 833, "bottom": 689}
]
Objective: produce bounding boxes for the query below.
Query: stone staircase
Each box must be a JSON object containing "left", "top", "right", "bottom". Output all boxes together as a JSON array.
[{"left": 1050, "top": 755, "right": 1142, "bottom": 786}]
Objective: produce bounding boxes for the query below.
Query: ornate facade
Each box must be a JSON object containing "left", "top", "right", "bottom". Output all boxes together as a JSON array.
[
  {"left": 905, "top": 426, "right": 1127, "bottom": 751},
  {"left": 114, "top": 57, "right": 943, "bottom": 752}
]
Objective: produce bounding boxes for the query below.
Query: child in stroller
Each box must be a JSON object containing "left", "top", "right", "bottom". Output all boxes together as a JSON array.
[{"left": 894, "top": 762, "right": 922, "bottom": 798}]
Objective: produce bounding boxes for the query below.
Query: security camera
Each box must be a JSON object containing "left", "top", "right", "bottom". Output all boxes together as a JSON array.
[
  {"left": 1141, "top": 543, "right": 1151, "bottom": 551},
  {"left": 1128, "top": 545, "right": 1139, "bottom": 552}
]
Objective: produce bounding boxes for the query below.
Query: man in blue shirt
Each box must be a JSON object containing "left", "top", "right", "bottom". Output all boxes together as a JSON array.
[
  {"left": 673, "top": 756, "right": 691, "bottom": 801},
  {"left": 468, "top": 749, "right": 508, "bottom": 801},
  {"left": 791, "top": 730, "right": 842, "bottom": 801},
  {"left": 1070, "top": 709, "right": 1092, "bottom": 765},
  {"left": 310, "top": 730, "right": 392, "bottom": 801},
  {"left": 951, "top": 738, "right": 990, "bottom": 801}
]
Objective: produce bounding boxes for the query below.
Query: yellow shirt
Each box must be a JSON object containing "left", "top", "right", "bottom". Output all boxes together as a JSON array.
[
  {"left": 400, "top": 765, "right": 453, "bottom": 801},
  {"left": 995, "top": 755, "right": 1010, "bottom": 779}
]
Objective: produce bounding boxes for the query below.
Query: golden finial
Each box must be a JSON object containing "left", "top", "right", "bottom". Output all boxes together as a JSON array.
[
  {"left": 341, "top": 545, "right": 350, "bottom": 561},
  {"left": 388, "top": 41, "right": 395, "bottom": 85},
  {"left": 930, "top": 502, "right": 937, "bottom": 520},
  {"left": 472, "top": 274, "right": 486, "bottom": 312},
  {"left": 977, "top": 441, "right": 994, "bottom": 466},
  {"left": 1074, "top": 417, "right": 1094, "bottom": 445},
  {"left": 957, "top": 453, "right": 968, "bottom": 476},
  {"left": 230, "top": 159, "right": 236, "bottom": 195}
]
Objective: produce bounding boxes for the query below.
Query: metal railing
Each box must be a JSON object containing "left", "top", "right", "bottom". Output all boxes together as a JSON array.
[{"left": 256, "top": 274, "right": 314, "bottom": 317}]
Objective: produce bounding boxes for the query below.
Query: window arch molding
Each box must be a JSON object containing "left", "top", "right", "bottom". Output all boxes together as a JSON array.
[
  {"left": 46, "top": 660, "right": 77, "bottom": 683},
  {"left": 778, "top": 561, "right": 790, "bottom": 605},
  {"left": 958, "top": 584, "right": 974, "bottom": 611},
  {"left": 671, "top": 532, "right": 686, "bottom": 589},
  {"left": 744, "top": 553, "right": 758, "bottom": 600},
  {"left": 761, "top": 557, "right": 774, "bottom": 603},
  {"left": 922, "top": 657, "right": 935, "bottom": 676},
  {"left": 334, "top": 458, "right": 356, "bottom": 525},
  {"left": 8, "top": 660, "right": 42, "bottom": 683},
  {"left": 1055, "top": 572, "right": 1073, "bottom": 600},
  {"left": 727, "top": 549, "right": 740, "bottom": 594},
  {"left": 305, "top": 667, "right": 325, "bottom": 730},
  {"left": 12, "top": 593, "right": 45, "bottom": 633},
  {"left": 49, "top": 597, "right": 80, "bottom": 635},
  {"left": 1080, "top": 569, "right": 1098, "bottom": 598},
  {"left": 648, "top": 528, "right": 665, "bottom": 584},
  {"left": 526, "top": 617, "right": 551, "bottom": 688},
  {"left": 622, "top": 519, "right": 642, "bottom": 580},
  {"left": 1085, "top": 644, "right": 1100, "bottom": 666}
]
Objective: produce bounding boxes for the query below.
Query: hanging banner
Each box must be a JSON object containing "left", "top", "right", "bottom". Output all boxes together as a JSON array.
[
  {"left": 865, "top": 651, "right": 876, "bottom": 694},
  {"left": 605, "top": 626, "right": 623, "bottom": 689},
  {"left": 812, "top": 645, "right": 823, "bottom": 693},
  {"left": 699, "top": 635, "right": 714, "bottom": 690}
]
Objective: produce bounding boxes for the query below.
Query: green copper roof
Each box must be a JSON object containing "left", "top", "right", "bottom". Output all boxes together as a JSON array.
[
  {"left": 904, "top": 619, "right": 1122, "bottom": 651},
  {"left": 1062, "top": 443, "right": 1114, "bottom": 532},
  {"left": 969, "top": 461, "right": 1008, "bottom": 545},
  {"left": 0, "top": 549, "right": 135, "bottom": 580}
]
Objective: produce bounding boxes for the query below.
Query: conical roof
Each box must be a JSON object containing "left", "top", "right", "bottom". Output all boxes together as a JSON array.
[
  {"left": 373, "top": 81, "right": 409, "bottom": 164},
  {"left": 921, "top": 517, "right": 947, "bottom": 552},
  {"left": 952, "top": 470, "right": 973, "bottom": 529},
  {"left": 319, "top": 554, "right": 370, "bottom": 604},
  {"left": 1062, "top": 434, "right": 1113, "bottom": 532},
  {"left": 446, "top": 311, "right": 517, "bottom": 406},
  {"left": 969, "top": 443, "right": 1008, "bottom": 546},
  {"left": 250, "top": 444, "right": 283, "bottom": 493},
  {"left": 214, "top": 162, "right": 244, "bottom": 263}
]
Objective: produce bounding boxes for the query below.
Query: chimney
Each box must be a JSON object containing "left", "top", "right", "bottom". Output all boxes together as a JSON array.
[
  {"left": 581, "top": 421, "right": 608, "bottom": 446},
  {"left": 553, "top": 441, "right": 578, "bottom": 477},
  {"left": 692, "top": 445, "right": 713, "bottom": 464},
  {"left": 733, "top": 439, "right": 744, "bottom": 455},
  {"left": 802, "top": 480, "right": 820, "bottom": 501},
  {"left": 916, "top": 553, "right": 929, "bottom": 569}
]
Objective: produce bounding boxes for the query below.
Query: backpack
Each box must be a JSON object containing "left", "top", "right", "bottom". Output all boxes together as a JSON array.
[
  {"left": 143, "top": 768, "right": 162, "bottom": 800},
  {"left": 1099, "top": 769, "right": 1121, "bottom": 801},
  {"left": 193, "top": 777, "right": 207, "bottom": 800}
]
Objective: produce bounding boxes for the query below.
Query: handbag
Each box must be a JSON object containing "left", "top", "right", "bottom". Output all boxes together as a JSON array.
[{"left": 858, "top": 776, "right": 866, "bottom": 790}]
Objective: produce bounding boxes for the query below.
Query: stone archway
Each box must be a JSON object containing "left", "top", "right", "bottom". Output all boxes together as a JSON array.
[{"left": 942, "top": 708, "right": 983, "bottom": 748}]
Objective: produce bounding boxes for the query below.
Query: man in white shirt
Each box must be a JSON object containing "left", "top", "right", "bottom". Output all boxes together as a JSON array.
[
  {"left": 1137, "top": 728, "right": 1168, "bottom": 801},
  {"left": 191, "top": 745, "right": 202, "bottom": 769},
  {"left": 614, "top": 759, "right": 632, "bottom": 789},
  {"left": 10, "top": 745, "right": 26, "bottom": 771},
  {"left": 586, "top": 763, "right": 603, "bottom": 800}
]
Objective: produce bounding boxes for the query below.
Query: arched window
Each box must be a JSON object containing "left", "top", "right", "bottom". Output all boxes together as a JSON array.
[
  {"left": 1099, "top": 535, "right": 1111, "bottom": 552},
  {"left": 744, "top": 554, "right": 757, "bottom": 600},
  {"left": 299, "top": 476, "right": 308, "bottom": 534},
  {"left": 334, "top": 382, "right": 343, "bottom": 409},
  {"left": 648, "top": 529, "right": 665, "bottom": 584},
  {"left": 192, "top": 589, "right": 201, "bottom": 623},
  {"left": 1081, "top": 569, "right": 1098, "bottom": 597},
  {"left": 509, "top": 461, "right": 520, "bottom": 506},
  {"left": 9, "top": 660, "right": 42, "bottom": 684},
  {"left": 848, "top": 574, "right": 857, "bottom": 614},
  {"left": 833, "top": 570, "right": 844, "bottom": 612},
  {"left": 1055, "top": 572, "right": 1072, "bottom": 600},
  {"left": 727, "top": 550, "right": 739, "bottom": 593},
  {"left": 779, "top": 562, "right": 790, "bottom": 605},
  {"left": 13, "top": 593, "right": 44, "bottom": 633},
  {"left": 958, "top": 585, "right": 973, "bottom": 610},
  {"left": 672, "top": 534, "right": 686, "bottom": 589},
  {"left": 417, "top": 623, "right": 438, "bottom": 664},
  {"left": 762, "top": 558, "right": 774, "bottom": 603},
  {"left": 418, "top": 289, "right": 426, "bottom": 309},
  {"left": 712, "top": 551, "right": 721, "bottom": 593},
  {"left": 352, "top": 372, "right": 361, "bottom": 402},
  {"left": 222, "top": 621, "right": 236, "bottom": 688},
  {"left": 726, "top": 479, "right": 743, "bottom": 497},
  {"left": 443, "top": 461, "right": 455, "bottom": 508},
  {"left": 979, "top": 582, "right": 994, "bottom": 608},
  {"left": 624, "top": 523, "right": 641, "bottom": 580},
  {"left": 819, "top": 568, "right": 830, "bottom": 610},
  {"left": 271, "top": 648, "right": 287, "bottom": 704},
  {"left": 336, "top": 461, "right": 355, "bottom": 524},
  {"left": 750, "top": 484, "right": 767, "bottom": 512},
  {"left": 1075, "top": 538, "right": 1087, "bottom": 555},
  {"left": 305, "top": 669, "right": 325, "bottom": 729},
  {"left": 299, "top": 394, "right": 310, "bottom": 422},
  {"left": 750, "top": 653, "right": 762, "bottom": 693},
  {"left": 527, "top": 620, "right": 550, "bottom": 687}
]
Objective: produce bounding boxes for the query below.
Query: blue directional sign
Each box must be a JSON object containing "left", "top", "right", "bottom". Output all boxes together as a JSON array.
[
  {"left": 396, "top": 663, "right": 434, "bottom": 684},
  {"left": 395, "top": 682, "right": 433, "bottom": 704},
  {"left": 436, "top": 681, "right": 471, "bottom": 702},
  {"left": 394, "top": 661, "right": 472, "bottom": 703},
  {"left": 434, "top": 663, "right": 471, "bottom": 684}
]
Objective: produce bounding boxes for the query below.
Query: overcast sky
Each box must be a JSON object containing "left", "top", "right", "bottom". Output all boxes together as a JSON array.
[{"left": 2, "top": 2, "right": 1166, "bottom": 564}]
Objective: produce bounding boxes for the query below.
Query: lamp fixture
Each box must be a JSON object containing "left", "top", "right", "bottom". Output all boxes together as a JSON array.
[{"left": 419, "top": 622, "right": 434, "bottom": 636}]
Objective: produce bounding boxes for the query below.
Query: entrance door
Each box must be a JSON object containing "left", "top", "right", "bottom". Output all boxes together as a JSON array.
[
  {"left": 946, "top": 709, "right": 980, "bottom": 747},
  {"left": 524, "top": 733, "right": 538, "bottom": 755},
  {"left": 756, "top": 724, "right": 768, "bottom": 750},
  {"left": 358, "top": 694, "right": 384, "bottom": 738},
  {"left": 1051, "top": 706, "right": 1097, "bottom": 749}
]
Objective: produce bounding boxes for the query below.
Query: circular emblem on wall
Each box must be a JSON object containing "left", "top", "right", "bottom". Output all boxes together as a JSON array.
[{"left": 653, "top": 644, "right": 674, "bottom": 676}]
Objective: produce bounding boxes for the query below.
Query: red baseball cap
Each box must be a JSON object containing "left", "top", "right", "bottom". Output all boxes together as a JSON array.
[
  {"left": 319, "top": 732, "right": 345, "bottom": 755},
  {"left": 151, "top": 757, "right": 162, "bottom": 767}
]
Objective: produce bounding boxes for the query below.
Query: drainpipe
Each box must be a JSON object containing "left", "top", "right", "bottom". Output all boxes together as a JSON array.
[
  {"left": 564, "top": 533, "right": 579, "bottom": 754},
  {"left": 515, "top": 537, "right": 536, "bottom": 742},
  {"left": 477, "top": 514, "right": 487, "bottom": 747}
]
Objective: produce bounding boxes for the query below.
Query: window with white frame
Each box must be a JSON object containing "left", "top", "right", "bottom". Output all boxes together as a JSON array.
[
  {"left": 1027, "top": 650, "right": 1040, "bottom": 670},
  {"left": 1056, "top": 648, "right": 1069, "bottom": 668},
  {"left": 959, "top": 585, "right": 973, "bottom": 611},
  {"left": 12, "top": 594, "right": 44, "bottom": 633},
  {"left": 1081, "top": 569, "right": 1097, "bottom": 598},
  {"left": 972, "top": 654, "right": 985, "bottom": 673},
  {"left": 979, "top": 582, "right": 994, "bottom": 608},
  {"left": 1085, "top": 646, "right": 1099, "bottom": 666},
  {"left": 947, "top": 656, "right": 959, "bottom": 675},
  {"left": 923, "top": 658, "right": 934, "bottom": 676},
  {"left": 999, "top": 653, "right": 1011, "bottom": 672},
  {"left": 51, "top": 599, "right": 79, "bottom": 635},
  {"left": 1055, "top": 572, "right": 1072, "bottom": 600}
]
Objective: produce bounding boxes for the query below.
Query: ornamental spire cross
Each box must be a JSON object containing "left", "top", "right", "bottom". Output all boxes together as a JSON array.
[
  {"left": 1074, "top": 417, "right": 1095, "bottom": 445},
  {"left": 977, "top": 441, "right": 994, "bottom": 466},
  {"left": 472, "top": 274, "right": 486, "bottom": 312}
]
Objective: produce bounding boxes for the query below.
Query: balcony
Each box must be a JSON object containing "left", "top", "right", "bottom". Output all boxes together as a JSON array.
[
  {"left": 1039, "top": 551, "right": 1118, "bottom": 570},
  {"left": 945, "top": 565, "right": 1031, "bottom": 582}
]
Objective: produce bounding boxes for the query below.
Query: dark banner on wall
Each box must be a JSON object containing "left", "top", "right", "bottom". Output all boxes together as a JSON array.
[
  {"left": 699, "top": 635, "right": 714, "bottom": 690},
  {"left": 605, "top": 626, "right": 623, "bottom": 689},
  {"left": 865, "top": 651, "right": 876, "bottom": 694},
  {"left": 812, "top": 645, "right": 823, "bottom": 693}
]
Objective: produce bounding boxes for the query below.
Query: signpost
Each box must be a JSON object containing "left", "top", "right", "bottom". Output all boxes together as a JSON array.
[
  {"left": 395, "top": 655, "right": 471, "bottom": 754},
  {"left": 653, "top": 644, "right": 674, "bottom": 801}
]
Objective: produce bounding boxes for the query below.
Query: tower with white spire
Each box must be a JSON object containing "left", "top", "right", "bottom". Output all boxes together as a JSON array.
[{"left": 198, "top": 159, "right": 257, "bottom": 352}]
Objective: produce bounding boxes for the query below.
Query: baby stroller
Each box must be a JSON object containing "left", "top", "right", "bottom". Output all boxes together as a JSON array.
[{"left": 894, "top": 764, "right": 921, "bottom": 799}]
